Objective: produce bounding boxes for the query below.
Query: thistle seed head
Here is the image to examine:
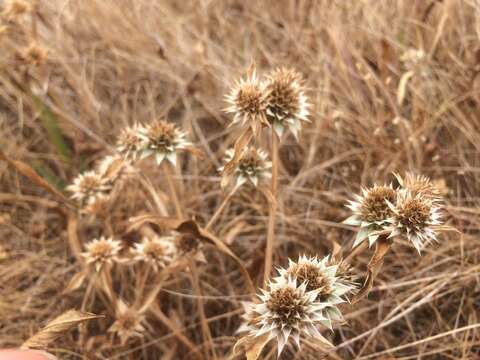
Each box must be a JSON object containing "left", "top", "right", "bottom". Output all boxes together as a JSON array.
[
  {"left": 67, "top": 170, "right": 111, "bottom": 206},
  {"left": 116, "top": 124, "right": 146, "bottom": 159},
  {"left": 134, "top": 236, "right": 174, "bottom": 271},
  {"left": 82, "top": 236, "right": 122, "bottom": 272}
]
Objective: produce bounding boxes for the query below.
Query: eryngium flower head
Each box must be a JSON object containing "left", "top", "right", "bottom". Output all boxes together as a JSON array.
[
  {"left": 280, "top": 255, "right": 357, "bottom": 329},
  {"left": 133, "top": 236, "right": 174, "bottom": 271},
  {"left": 395, "top": 172, "right": 441, "bottom": 202},
  {"left": 82, "top": 236, "right": 122, "bottom": 272},
  {"left": 66, "top": 170, "right": 111, "bottom": 205},
  {"left": 386, "top": 190, "right": 442, "bottom": 253},
  {"left": 219, "top": 147, "right": 271, "bottom": 188},
  {"left": 224, "top": 65, "right": 269, "bottom": 135},
  {"left": 238, "top": 276, "right": 331, "bottom": 356},
  {"left": 264, "top": 68, "right": 309, "bottom": 140},
  {"left": 140, "top": 119, "right": 190, "bottom": 165},
  {"left": 344, "top": 184, "right": 398, "bottom": 248},
  {"left": 108, "top": 300, "right": 145, "bottom": 345},
  {"left": 116, "top": 124, "right": 146, "bottom": 159}
]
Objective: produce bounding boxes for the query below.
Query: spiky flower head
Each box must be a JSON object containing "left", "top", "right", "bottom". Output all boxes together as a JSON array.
[
  {"left": 133, "top": 236, "right": 174, "bottom": 271},
  {"left": 344, "top": 184, "right": 398, "bottom": 248},
  {"left": 386, "top": 190, "right": 442, "bottom": 253},
  {"left": 139, "top": 119, "right": 191, "bottom": 166},
  {"left": 280, "top": 255, "right": 357, "bottom": 329},
  {"left": 238, "top": 276, "right": 332, "bottom": 356},
  {"left": 66, "top": 170, "right": 111, "bottom": 206},
  {"left": 82, "top": 236, "right": 122, "bottom": 272},
  {"left": 394, "top": 172, "right": 441, "bottom": 202},
  {"left": 224, "top": 64, "right": 269, "bottom": 136},
  {"left": 219, "top": 147, "right": 271, "bottom": 188},
  {"left": 264, "top": 68, "right": 309, "bottom": 140},
  {"left": 116, "top": 124, "right": 146, "bottom": 160},
  {"left": 108, "top": 300, "right": 145, "bottom": 345}
]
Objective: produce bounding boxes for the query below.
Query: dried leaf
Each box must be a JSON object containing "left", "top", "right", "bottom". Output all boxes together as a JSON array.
[
  {"left": 0, "top": 150, "right": 73, "bottom": 206},
  {"left": 221, "top": 127, "right": 253, "bottom": 189},
  {"left": 63, "top": 271, "right": 87, "bottom": 294},
  {"left": 352, "top": 236, "right": 392, "bottom": 303},
  {"left": 397, "top": 70, "right": 414, "bottom": 106},
  {"left": 232, "top": 334, "right": 270, "bottom": 360},
  {"left": 22, "top": 310, "right": 103, "bottom": 349}
]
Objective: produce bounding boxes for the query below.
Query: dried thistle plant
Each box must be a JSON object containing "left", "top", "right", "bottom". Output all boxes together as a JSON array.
[
  {"left": 82, "top": 236, "right": 122, "bottom": 272},
  {"left": 264, "top": 67, "right": 309, "bottom": 139},
  {"left": 344, "top": 184, "right": 398, "bottom": 248},
  {"left": 219, "top": 146, "right": 271, "bottom": 189},
  {"left": 108, "top": 300, "right": 146, "bottom": 345},
  {"left": 116, "top": 124, "right": 147, "bottom": 160},
  {"left": 139, "top": 119, "right": 191, "bottom": 166},
  {"left": 224, "top": 64, "right": 269, "bottom": 136},
  {"left": 133, "top": 235, "right": 174, "bottom": 271},
  {"left": 386, "top": 190, "right": 442, "bottom": 253},
  {"left": 280, "top": 255, "right": 357, "bottom": 329},
  {"left": 67, "top": 170, "right": 112, "bottom": 206},
  {"left": 238, "top": 276, "right": 333, "bottom": 356}
]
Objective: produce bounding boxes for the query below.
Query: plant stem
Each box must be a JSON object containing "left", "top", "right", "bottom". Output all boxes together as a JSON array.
[
  {"left": 263, "top": 129, "right": 279, "bottom": 284},
  {"left": 205, "top": 187, "right": 236, "bottom": 231},
  {"left": 164, "top": 163, "right": 183, "bottom": 219}
]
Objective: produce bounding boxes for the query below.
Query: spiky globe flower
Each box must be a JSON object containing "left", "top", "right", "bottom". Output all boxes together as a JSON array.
[
  {"left": 116, "top": 124, "right": 146, "bottom": 160},
  {"left": 133, "top": 236, "right": 174, "bottom": 271},
  {"left": 386, "top": 190, "right": 442, "bottom": 253},
  {"left": 279, "top": 255, "right": 357, "bottom": 329},
  {"left": 224, "top": 65, "right": 269, "bottom": 136},
  {"left": 264, "top": 68, "right": 309, "bottom": 140},
  {"left": 66, "top": 170, "right": 111, "bottom": 206},
  {"left": 108, "top": 300, "right": 145, "bottom": 345},
  {"left": 139, "top": 119, "right": 191, "bottom": 166},
  {"left": 344, "top": 184, "right": 398, "bottom": 248},
  {"left": 238, "top": 276, "right": 332, "bottom": 356},
  {"left": 219, "top": 147, "right": 271, "bottom": 188},
  {"left": 394, "top": 172, "right": 441, "bottom": 202},
  {"left": 82, "top": 236, "right": 122, "bottom": 272}
]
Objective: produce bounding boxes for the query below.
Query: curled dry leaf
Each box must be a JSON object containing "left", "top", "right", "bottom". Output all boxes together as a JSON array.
[
  {"left": 352, "top": 235, "right": 392, "bottom": 304},
  {"left": 128, "top": 215, "right": 256, "bottom": 294},
  {"left": 22, "top": 310, "right": 103, "bottom": 349},
  {"left": 232, "top": 334, "right": 270, "bottom": 360}
]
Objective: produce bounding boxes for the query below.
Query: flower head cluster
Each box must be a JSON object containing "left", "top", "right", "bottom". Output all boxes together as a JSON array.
[
  {"left": 82, "top": 236, "right": 122, "bottom": 272},
  {"left": 133, "top": 235, "right": 175, "bottom": 271},
  {"left": 279, "top": 255, "right": 357, "bottom": 329},
  {"left": 219, "top": 147, "right": 271, "bottom": 188},
  {"left": 238, "top": 276, "right": 331, "bottom": 356},
  {"left": 108, "top": 300, "right": 145, "bottom": 345},
  {"left": 225, "top": 65, "right": 309, "bottom": 140},
  {"left": 344, "top": 184, "right": 398, "bottom": 247},
  {"left": 139, "top": 119, "right": 191, "bottom": 166},
  {"left": 264, "top": 68, "right": 310, "bottom": 139},
  {"left": 344, "top": 173, "right": 446, "bottom": 253}
]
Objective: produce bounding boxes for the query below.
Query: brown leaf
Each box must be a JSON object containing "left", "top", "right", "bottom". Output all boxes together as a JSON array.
[
  {"left": 232, "top": 334, "right": 270, "bottom": 360},
  {"left": 63, "top": 271, "right": 87, "bottom": 294},
  {"left": 0, "top": 150, "right": 73, "bottom": 206},
  {"left": 352, "top": 236, "right": 392, "bottom": 304},
  {"left": 22, "top": 310, "right": 103, "bottom": 349},
  {"left": 221, "top": 127, "right": 253, "bottom": 189}
]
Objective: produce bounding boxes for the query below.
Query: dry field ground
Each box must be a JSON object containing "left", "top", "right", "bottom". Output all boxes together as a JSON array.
[{"left": 1, "top": 0, "right": 479, "bottom": 359}]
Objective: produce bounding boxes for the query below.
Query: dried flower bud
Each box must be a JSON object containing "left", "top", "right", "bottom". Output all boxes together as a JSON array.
[{"left": 116, "top": 124, "right": 146, "bottom": 160}]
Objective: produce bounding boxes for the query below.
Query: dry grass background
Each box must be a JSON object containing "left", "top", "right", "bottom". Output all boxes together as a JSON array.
[{"left": 1, "top": 0, "right": 480, "bottom": 358}]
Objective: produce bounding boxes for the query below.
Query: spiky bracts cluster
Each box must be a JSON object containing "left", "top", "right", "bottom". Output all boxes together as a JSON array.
[
  {"left": 139, "top": 119, "right": 191, "bottom": 166},
  {"left": 264, "top": 68, "right": 310, "bottom": 139},
  {"left": 225, "top": 65, "right": 309, "bottom": 139},
  {"left": 133, "top": 236, "right": 175, "bottom": 271},
  {"left": 82, "top": 236, "right": 122, "bottom": 272},
  {"left": 280, "top": 255, "right": 357, "bottom": 329},
  {"left": 219, "top": 147, "right": 271, "bottom": 188},
  {"left": 116, "top": 124, "right": 146, "bottom": 159},
  {"left": 344, "top": 184, "right": 398, "bottom": 247},
  {"left": 108, "top": 300, "right": 145, "bottom": 345},
  {"left": 238, "top": 276, "right": 331, "bottom": 356},
  {"left": 344, "top": 172, "right": 446, "bottom": 253}
]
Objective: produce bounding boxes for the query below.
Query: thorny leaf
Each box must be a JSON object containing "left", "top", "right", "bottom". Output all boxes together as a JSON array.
[
  {"left": 352, "top": 236, "right": 392, "bottom": 303},
  {"left": 232, "top": 334, "right": 270, "bottom": 360},
  {"left": 22, "top": 310, "right": 103, "bottom": 349}
]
